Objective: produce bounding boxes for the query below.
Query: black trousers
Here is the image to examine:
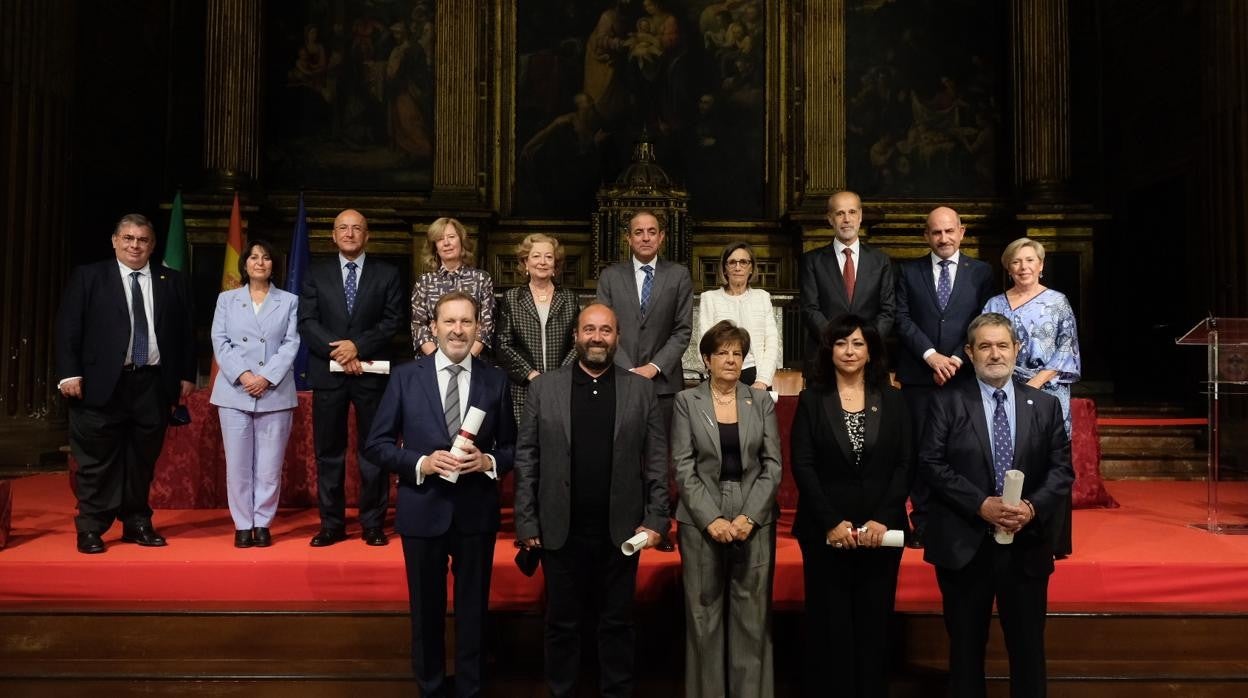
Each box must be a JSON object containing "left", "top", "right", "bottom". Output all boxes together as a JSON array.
[
  {"left": 935, "top": 540, "right": 1050, "bottom": 698},
  {"left": 799, "top": 540, "right": 903, "bottom": 698},
  {"left": 542, "top": 530, "right": 640, "bottom": 698},
  {"left": 401, "top": 531, "right": 496, "bottom": 698},
  {"left": 69, "top": 367, "right": 168, "bottom": 534},
  {"left": 311, "top": 375, "right": 389, "bottom": 529}
]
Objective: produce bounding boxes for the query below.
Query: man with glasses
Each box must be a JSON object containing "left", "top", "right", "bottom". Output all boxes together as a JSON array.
[{"left": 55, "top": 214, "right": 197, "bottom": 554}]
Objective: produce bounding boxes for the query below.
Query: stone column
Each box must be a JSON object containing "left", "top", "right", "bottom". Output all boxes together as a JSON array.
[
  {"left": 202, "top": 0, "right": 263, "bottom": 189},
  {"left": 1200, "top": 1, "right": 1248, "bottom": 314},
  {"left": 800, "top": 0, "right": 846, "bottom": 202},
  {"left": 433, "top": 0, "right": 484, "bottom": 202},
  {"left": 0, "top": 0, "right": 74, "bottom": 419},
  {"left": 1011, "top": 0, "right": 1072, "bottom": 202}
]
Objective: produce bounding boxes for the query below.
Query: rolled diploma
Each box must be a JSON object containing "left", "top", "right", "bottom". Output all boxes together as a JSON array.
[
  {"left": 442, "top": 406, "right": 487, "bottom": 483},
  {"left": 329, "top": 360, "right": 391, "bottom": 375},
  {"left": 837, "top": 527, "right": 906, "bottom": 547},
  {"left": 995, "top": 469, "right": 1025, "bottom": 544},
  {"left": 621, "top": 531, "right": 650, "bottom": 556}
]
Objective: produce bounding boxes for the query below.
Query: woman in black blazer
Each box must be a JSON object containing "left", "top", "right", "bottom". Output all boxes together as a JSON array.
[
  {"left": 790, "top": 314, "right": 912, "bottom": 698},
  {"left": 495, "top": 233, "right": 578, "bottom": 425}
]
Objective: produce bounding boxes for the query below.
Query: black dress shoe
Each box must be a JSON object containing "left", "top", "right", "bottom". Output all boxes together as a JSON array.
[
  {"left": 252, "top": 527, "right": 271, "bottom": 547},
  {"left": 234, "top": 530, "right": 254, "bottom": 548},
  {"left": 76, "top": 531, "right": 105, "bottom": 554},
  {"left": 121, "top": 523, "right": 168, "bottom": 547},
  {"left": 362, "top": 527, "right": 389, "bottom": 546},
  {"left": 309, "top": 528, "right": 347, "bottom": 547}
]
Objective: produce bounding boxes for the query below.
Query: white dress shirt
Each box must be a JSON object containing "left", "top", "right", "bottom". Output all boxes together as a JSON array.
[
  {"left": 119, "top": 260, "right": 162, "bottom": 366},
  {"left": 831, "top": 239, "right": 861, "bottom": 277},
  {"left": 922, "top": 251, "right": 963, "bottom": 363},
  {"left": 339, "top": 252, "right": 366, "bottom": 284}
]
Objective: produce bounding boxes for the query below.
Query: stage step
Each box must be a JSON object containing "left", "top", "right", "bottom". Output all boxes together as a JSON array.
[{"left": 2, "top": 607, "right": 1245, "bottom": 697}]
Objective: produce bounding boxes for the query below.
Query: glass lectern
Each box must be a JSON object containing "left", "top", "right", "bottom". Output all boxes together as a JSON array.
[{"left": 1177, "top": 317, "right": 1248, "bottom": 533}]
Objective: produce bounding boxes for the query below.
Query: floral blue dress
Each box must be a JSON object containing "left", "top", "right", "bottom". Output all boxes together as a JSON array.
[{"left": 983, "top": 288, "right": 1082, "bottom": 435}]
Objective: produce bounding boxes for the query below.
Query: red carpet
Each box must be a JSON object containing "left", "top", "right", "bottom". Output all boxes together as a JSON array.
[{"left": 2, "top": 474, "right": 1248, "bottom": 611}]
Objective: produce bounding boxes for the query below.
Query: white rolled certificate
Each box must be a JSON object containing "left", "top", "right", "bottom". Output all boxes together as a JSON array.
[
  {"left": 995, "top": 469, "right": 1025, "bottom": 545},
  {"left": 621, "top": 531, "right": 650, "bottom": 556},
  {"left": 329, "top": 360, "right": 391, "bottom": 375},
  {"left": 442, "top": 406, "right": 487, "bottom": 483},
  {"left": 837, "top": 527, "right": 906, "bottom": 548}
]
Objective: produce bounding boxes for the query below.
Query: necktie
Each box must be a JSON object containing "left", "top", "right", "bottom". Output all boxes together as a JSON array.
[
  {"left": 444, "top": 364, "right": 465, "bottom": 438},
  {"left": 344, "top": 262, "right": 358, "bottom": 315},
  {"left": 130, "top": 271, "right": 149, "bottom": 366},
  {"left": 992, "top": 389, "right": 1013, "bottom": 495},
  {"left": 640, "top": 264, "right": 654, "bottom": 315},
  {"left": 842, "top": 249, "right": 856, "bottom": 302},
  {"left": 937, "top": 259, "right": 953, "bottom": 310}
]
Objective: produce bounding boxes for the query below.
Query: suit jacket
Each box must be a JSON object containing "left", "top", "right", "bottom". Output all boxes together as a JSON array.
[
  {"left": 799, "top": 241, "right": 895, "bottom": 357},
  {"left": 894, "top": 253, "right": 995, "bottom": 386},
  {"left": 297, "top": 255, "right": 405, "bottom": 390},
  {"left": 513, "top": 364, "right": 671, "bottom": 549},
  {"left": 364, "top": 355, "right": 516, "bottom": 537},
  {"left": 789, "top": 385, "right": 912, "bottom": 545},
  {"left": 54, "top": 259, "right": 196, "bottom": 407},
  {"left": 208, "top": 286, "right": 301, "bottom": 412},
  {"left": 494, "top": 285, "right": 578, "bottom": 421},
  {"left": 596, "top": 259, "right": 693, "bottom": 396},
  {"left": 671, "top": 382, "right": 782, "bottom": 529},
  {"left": 919, "top": 379, "right": 1073, "bottom": 575}
]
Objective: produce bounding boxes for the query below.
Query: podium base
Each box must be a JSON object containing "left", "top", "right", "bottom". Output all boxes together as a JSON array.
[{"left": 1189, "top": 523, "right": 1248, "bottom": 534}]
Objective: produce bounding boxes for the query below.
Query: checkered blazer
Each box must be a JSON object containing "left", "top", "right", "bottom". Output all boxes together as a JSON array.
[{"left": 495, "top": 285, "right": 578, "bottom": 425}]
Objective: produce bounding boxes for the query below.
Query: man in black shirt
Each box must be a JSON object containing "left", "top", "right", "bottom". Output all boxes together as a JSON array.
[{"left": 514, "top": 303, "right": 670, "bottom": 698}]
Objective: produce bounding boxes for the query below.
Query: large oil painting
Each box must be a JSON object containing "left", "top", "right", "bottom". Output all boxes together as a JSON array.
[
  {"left": 514, "top": 0, "right": 768, "bottom": 219},
  {"left": 846, "top": 0, "right": 1006, "bottom": 198},
  {"left": 265, "top": 1, "right": 435, "bottom": 191}
]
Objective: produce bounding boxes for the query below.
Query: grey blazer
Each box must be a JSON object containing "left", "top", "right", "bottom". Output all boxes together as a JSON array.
[
  {"left": 672, "top": 382, "right": 783, "bottom": 529},
  {"left": 513, "top": 364, "right": 672, "bottom": 550},
  {"left": 596, "top": 258, "right": 693, "bottom": 396}
]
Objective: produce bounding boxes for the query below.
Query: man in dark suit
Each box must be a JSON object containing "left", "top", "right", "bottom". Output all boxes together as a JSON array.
[
  {"left": 365, "top": 291, "right": 515, "bottom": 697},
  {"left": 595, "top": 209, "right": 693, "bottom": 420},
  {"left": 55, "top": 214, "right": 196, "bottom": 554},
  {"left": 896, "top": 206, "right": 996, "bottom": 546},
  {"left": 298, "top": 209, "right": 405, "bottom": 547},
  {"left": 800, "top": 190, "right": 895, "bottom": 362},
  {"left": 919, "top": 313, "right": 1073, "bottom": 698},
  {"left": 514, "top": 303, "right": 670, "bottom": 698}
]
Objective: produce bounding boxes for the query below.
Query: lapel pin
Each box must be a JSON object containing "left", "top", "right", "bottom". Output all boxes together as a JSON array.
[
  {"left": 1026, "top": 399, "right": 1034, "bottom": 405},
  {"left": 745, "top": 399, "right": 752, "bottom": 405},
  {"left": 871, "top": 406, "right": 878, "bottom": 412},
  {"left": 159, "top": 274, "right": 167, "bottom": 280}
]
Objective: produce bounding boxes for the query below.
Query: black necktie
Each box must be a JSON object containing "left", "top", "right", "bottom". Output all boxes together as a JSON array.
[{"left": 130, "top": 271, "right": 149, "bottom": 366}]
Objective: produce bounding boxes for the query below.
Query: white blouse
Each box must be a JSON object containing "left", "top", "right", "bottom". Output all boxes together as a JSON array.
[{"left": 698, "top": 287, "right": 781, "bottom": 386}]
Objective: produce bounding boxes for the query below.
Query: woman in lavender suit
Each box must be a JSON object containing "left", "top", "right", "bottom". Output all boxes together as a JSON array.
[{"left": 210, "top": 239, "right": 301, "bottom": 548}]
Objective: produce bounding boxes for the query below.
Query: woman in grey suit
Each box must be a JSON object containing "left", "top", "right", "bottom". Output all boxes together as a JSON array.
[
  {"left": 671, "top": 320, "right": 783, "bottom": 698},
  {"left": 495, "top": 233, "right": 578, "bottom": 425},
  {"left": 210, "top": 240, "right": 301, "bottom": 548}
]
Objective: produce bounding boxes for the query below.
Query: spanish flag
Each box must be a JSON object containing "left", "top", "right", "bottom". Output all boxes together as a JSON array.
[{"left": 209, "top": 193, "right": 245, "bottom": 386}]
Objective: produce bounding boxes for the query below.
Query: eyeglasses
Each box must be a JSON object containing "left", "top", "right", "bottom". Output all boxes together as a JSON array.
[
  {"left": 725, "top": 259, "right": 753, "bottom": 267},
  {"left": 118, "top": 235, "right": 153, "bottom": 247}
]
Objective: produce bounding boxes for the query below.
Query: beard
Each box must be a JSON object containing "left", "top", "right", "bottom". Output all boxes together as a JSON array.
[{"left": 576, "top": 339, "right": 616, "bottom": 371}]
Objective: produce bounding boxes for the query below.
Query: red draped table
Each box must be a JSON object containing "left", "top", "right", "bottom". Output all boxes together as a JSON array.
[{"left": 76, "top": 392, "right": 1113, "bottom": 512}]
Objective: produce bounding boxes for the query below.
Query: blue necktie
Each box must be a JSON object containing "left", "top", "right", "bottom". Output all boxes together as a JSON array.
[
  {"left": 130, "top": 271, "right": 149, "bottom": 366},
  {"left": 937, "top": 259, "right": 952, "bottom": 310},
  {"left": 992, "top": 389, "right": 1013, "bottom": 495},
  {"left": 640, "top": 264, "right": 654, "bottom": 315},
  {"left": 344, "top": 262, "right": 358, "bottom": 315}
]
